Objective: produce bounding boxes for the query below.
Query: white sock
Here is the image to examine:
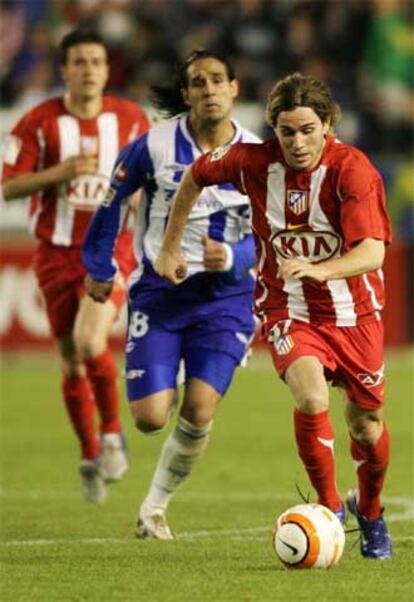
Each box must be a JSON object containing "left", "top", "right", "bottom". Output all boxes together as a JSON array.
[{"left": 141, "top": 415, "right": 213, "bottom": 514}]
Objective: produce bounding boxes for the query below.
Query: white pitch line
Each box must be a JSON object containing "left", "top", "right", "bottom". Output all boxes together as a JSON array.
[
  {"left": 382, "top": 496, "right": 414, "bottom": 522},
  {"left": 1, "top": 532, "right": 413, "bottom": 547},
  {"left": 0, "top": 496, "right": 412, "bottom": 548},
  {"left": 178, "top": 526, "right": 269, "bottom": 539}
]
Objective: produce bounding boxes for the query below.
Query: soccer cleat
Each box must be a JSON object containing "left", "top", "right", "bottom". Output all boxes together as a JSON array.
[
  {"left": 334, "top": 502, "right": 347, "bottom": 525},
  {"left": 99, "top": 432, "right": 128, "bottom": 483},
  {"left": 346, "top": 489, "right": 392, "bottom": 559},
  {"left": 79, "top": 459, "right": 107, "bottom": 504},
  {"left": 135, "top": 507, "right": 175, "bottom": 540}
]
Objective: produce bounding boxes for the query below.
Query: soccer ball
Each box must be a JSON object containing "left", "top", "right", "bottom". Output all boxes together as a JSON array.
[{"left": 272, "top": 503, "right": 345, "bottom": 569}]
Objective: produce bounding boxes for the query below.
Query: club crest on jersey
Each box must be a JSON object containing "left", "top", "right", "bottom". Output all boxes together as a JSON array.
[
  {"left": 210, "top": 144, "right": 230, "bottom": 162},
  {"left": 80, "top": 136, "right": 98, "bottom": 155},
  {"left": 113, "top": 162, "right": 129, "bottom": 182},
  {"left": 287, "top": 190, "right": 309, "bottom": 216}
]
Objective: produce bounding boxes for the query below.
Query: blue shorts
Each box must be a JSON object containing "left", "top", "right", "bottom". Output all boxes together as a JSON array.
[{"left": 124, "top": 271, "right": 254, "bottom": 401}]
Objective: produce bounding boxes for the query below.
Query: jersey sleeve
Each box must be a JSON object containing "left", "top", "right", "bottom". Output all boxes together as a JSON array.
[
  {"left": 192, "top": 143, "right": 247, "bottom": 194},
  {"left": 338, "top": 154, "right": 392, "bottom": 246},
  {"left": 82, "top": 133, "right": 153, "bottom": 280},
  {"left": 2, "top": 111, "right": 41, "bottom": 180}
]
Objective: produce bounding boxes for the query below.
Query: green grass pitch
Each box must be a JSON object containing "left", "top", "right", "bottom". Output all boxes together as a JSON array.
[{"left": 1, "top": 349, "right": 413, "bottom": 601}]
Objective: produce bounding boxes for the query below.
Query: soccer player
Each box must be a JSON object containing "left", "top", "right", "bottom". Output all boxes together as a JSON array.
[
  {"left": 83, "top": 50, "right": 259, "bottom": 539},
  {"left": 155, "top": 72, "right": 393, "bottom": 559},
  {"left": 1, "top": 29, "right": 150, "bottom": 503}
]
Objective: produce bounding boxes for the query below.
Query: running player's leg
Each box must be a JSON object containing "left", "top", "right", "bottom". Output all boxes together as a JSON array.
[
  {"left": 136, "top": 317, "right": 250, "bottom": 539},
  {"left": 345, "top": 401, "right": 389, "bottom": 519},
  {"left": 268, "top": 321, "right": 343, "bottom": 515},
  {"left": 58, "top": 333, "right": 107, "bottom": 503},
  {"left": 34, "top": 243, "right": 106, "bottom": 502},
  {"left": 345, "top": 400, "right": 391, "bottom": 559},
  {"left": 75, "top": 294, "right": 120, "bottom": 432},
  {"left": 125, "top": 316, "right": 180, "bottom": 539},
  {"left": 75, "top": 228, "right": 135, "bottom": 469},
  {"left": 285, "top": 357, "right": 343, "bottom": 513},
  {"left": 137, "top": 350, "right": 238, "bottom": 540},
  {"left": 58, "top": 334, "right": 97, "bottom": 460},
  {"left": 126, "top": 316, "right": 180, "bottom": 434},
  {"left": 74, "top": 274, "right": 129, "bottom": 483},
  {"left": 339, "top": 321, "right": 391, "bottom": 558}
]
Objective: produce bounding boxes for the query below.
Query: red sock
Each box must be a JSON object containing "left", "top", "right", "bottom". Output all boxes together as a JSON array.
[
  {"left": 294, "top": 409, "right": 342, "bottom": 511},
  {"left": 62, "top": 375, "right": 99, "bottom": 460},
  {"left": 350, "top": 423, "right": 390, "bottom": 520},
  {"left": 84, "top": 349, "right": 121, "bottom": 434}
]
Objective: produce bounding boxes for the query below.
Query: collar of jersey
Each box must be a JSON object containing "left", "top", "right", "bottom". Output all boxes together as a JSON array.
[{"left": 179, "top": 114, "right": 243, "bottom": 152}]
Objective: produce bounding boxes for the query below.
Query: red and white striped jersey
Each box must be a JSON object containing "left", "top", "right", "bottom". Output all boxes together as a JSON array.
[
  {"left": 192, "top": 135, "right": 392, "bottom": 328},
  {"left": 2, "top": 96, "right": 150, "bottom": 247}
]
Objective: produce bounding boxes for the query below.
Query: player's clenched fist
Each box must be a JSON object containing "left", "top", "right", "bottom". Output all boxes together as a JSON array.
[
  {"left": 57, "top": 154, "right": 99, "bottom": 182},
  {"left": 154, "top": 250, "right": 188, "bottom": 284},
  {"left": 85, "top": 274, "right": 114, "bottom": 303},
  {"left": 277, "top": 258, "right": 328, "bottom": 283}
]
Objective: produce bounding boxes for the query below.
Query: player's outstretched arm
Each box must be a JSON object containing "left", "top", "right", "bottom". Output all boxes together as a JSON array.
[
  {"left": 155, "top": 167, "right": 203, "bottom": 284},
  {"left": 82, "top": 190, "right": 125, "bottom": 285},
  {"left": 83, "top": 140, "right": 144, "bottom": 290}
]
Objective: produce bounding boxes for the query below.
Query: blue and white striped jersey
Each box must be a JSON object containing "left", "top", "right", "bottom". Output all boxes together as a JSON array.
[{"left": 82, "top": 114, "right": 260, "bottom": 290}]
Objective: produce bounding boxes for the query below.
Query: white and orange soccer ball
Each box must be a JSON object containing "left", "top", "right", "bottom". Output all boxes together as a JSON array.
[{"left": 272, "top": 503, "right": 345, "bottom": 569}]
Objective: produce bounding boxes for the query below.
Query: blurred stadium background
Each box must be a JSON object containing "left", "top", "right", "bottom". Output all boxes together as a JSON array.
[
  {"left": 0, "top": 5, "right": 413, "bottom": 599},
  {"left": 1, "top": 0, "right": 413, "bottom": 352}
]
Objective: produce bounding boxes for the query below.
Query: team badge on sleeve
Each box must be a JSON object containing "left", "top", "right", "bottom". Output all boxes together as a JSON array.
[
  {"left": 101, "top": 187, "right": 117, "bottom": 207},
  {"left": 102, "top": 188, "right": 116, "bottom": 207},
  {"left": 210, "top": 144, "right": 230, "bottom": 162},
  {"left": 113, "top": 162, "right": 129, "bottom": 182},
  {"left": 287, "top": 190, "right": 309, "bottom": 216},
  {"left": 3, "top": 135, "right": 22, "bottom": 165}
]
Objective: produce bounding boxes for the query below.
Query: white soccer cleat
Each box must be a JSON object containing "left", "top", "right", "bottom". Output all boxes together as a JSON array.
[
  {"left": 79, "top": 459, "right": 107, "bottom": 504},
  {"left": 135, "top": 507, "right": 175, "bottom": 540},
  {"left": 100, "top": 433, "right": 128, "bottom": 483}
]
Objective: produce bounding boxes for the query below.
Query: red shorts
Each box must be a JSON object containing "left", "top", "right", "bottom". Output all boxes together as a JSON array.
[
  {"left": 266, "top": 319, "right": 385, "bottom": 410},
  {"left": 34, "top": 234, "right": 135, "bottom": 338}
]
